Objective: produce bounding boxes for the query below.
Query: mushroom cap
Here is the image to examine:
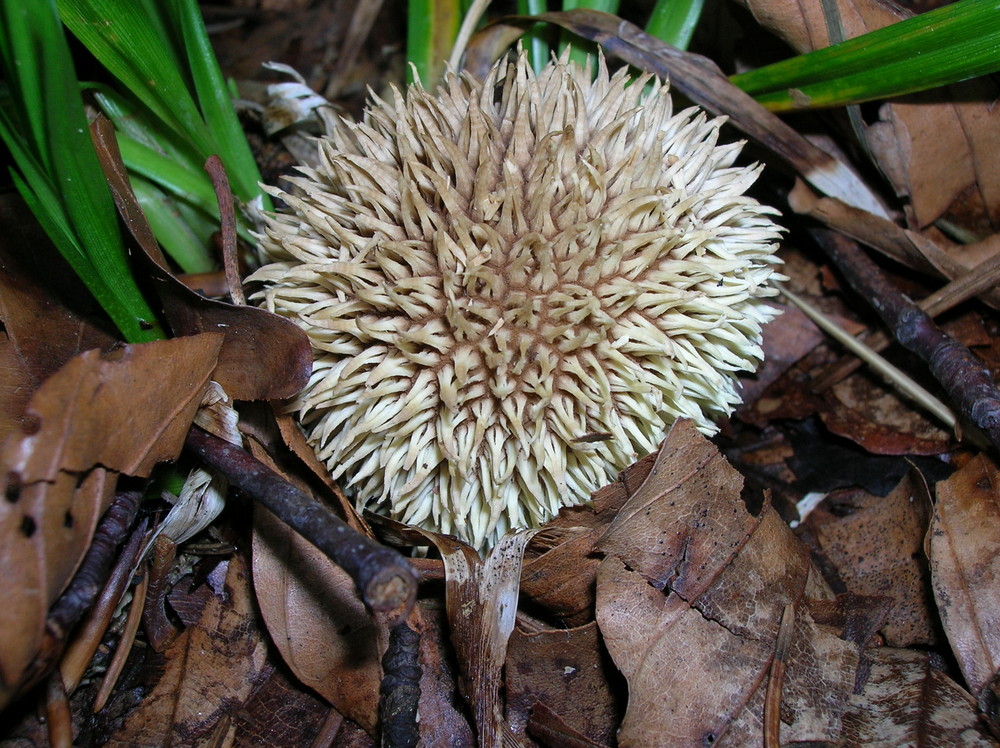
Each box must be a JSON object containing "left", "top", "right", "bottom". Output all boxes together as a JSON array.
[{"left": 249, "top": 52, "right": 783, "bottom": 549}]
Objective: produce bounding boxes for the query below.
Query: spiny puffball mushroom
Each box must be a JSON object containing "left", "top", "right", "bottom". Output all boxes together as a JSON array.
[{"left": 249, "top": 51, "right": 783, "bottom": 550}]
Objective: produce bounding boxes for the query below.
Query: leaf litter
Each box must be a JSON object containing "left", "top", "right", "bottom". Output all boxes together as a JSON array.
[{"left": 5, "top": 0, "right": 1000, "bottom": 745}]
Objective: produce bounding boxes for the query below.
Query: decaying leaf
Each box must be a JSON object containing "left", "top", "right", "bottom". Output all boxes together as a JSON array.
[
  {"left": 417, "top": 529, "right": 536, "bottom": 748},
  {"left": 806, "top": 475, "right": 939, "bottom": 647},
  {"left": 107, "top": 554, "right": 270, "bottom": 746},
  {"left": 505, "top": 621, "right": 620, "bottom": 747},
  {"left": 842, "top": 647, "right": 995, "bottom": 746},
  {"left": 595, "top": 420, "right": 858, "bottom": 745},
  {"left": 0, "top": 334, "right": 222, "bottom": 708},
  {"left": 928, "top": 454, "right": 1000, "bottom": 697},
  {"left": 252, "top": 506, "right": 383, "bottom": 733}
]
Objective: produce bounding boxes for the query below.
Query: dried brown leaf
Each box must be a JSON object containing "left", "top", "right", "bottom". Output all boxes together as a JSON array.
[
  {"left": 734, "top": 0, "right": 906, "bottom": 54},
  {"left": 0, "top": 331, "right": 35, "bottom": 448},
  {"left": 91, "top": 117, "right": 312, "bottom": 402},
  {"left": 0, "top": 335, "right": 222, "bottom": 708},
  {"left": 107, "top": 555, "right": 270, "bottom": 747},
  {"left": 595, "top": 420, "right": 859, "bottom": 745},
  {"left": 807, "top": 476, "right": 939, "bottom": 646},
  {"left": 866, "top": 86, "right": 1000, "bottom": 233},
  {"left": 506, "top": 621, "right": 620, "bottom": 747},
  {"left": 928, "top": 454, "right": 1000, "bottom": 696},
  {"left": 842, "top": 647, "right": 995, "bottom": 745},
  {"left": 252, "top": 506, "right": 382, "bottom": 733}
]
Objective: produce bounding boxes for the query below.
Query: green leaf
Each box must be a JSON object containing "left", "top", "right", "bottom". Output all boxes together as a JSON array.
[
  {"left": 57, "top": 0, "right": 215, "bottom": 155},
  {"left": 517, "top": 0, "right": 550, "bottom": 73},
  {"left": 173, "top": 0, "right": 269, "bottom": 207},
  {"left": 644, "top": 0, "right": 704, "bottom": 51},
  {"left": 1, "top": 0, "right": 163, "bottom": 342},
  {"left": 408, "top": 0, "right": 462, "bottom": 85},
  {"left": 130, "top": 176, "right": 215, "bottom": 274},
  {"left": 731, "top": 0, "right": 1000, "bottom": 111}
]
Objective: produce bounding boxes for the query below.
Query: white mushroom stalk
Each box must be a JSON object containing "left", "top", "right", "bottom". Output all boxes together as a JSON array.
[{"left": 249, "top": 51, "right": 783, "bottom": 550}]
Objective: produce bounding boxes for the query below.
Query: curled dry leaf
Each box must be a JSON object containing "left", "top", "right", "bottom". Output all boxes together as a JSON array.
[
  {"left": 595, "top": 420, "right": 859, "bottom": 745},
  {"left": 842, "top": 647, "right": 995, "bottom": 746},
  {"left": 806, "top": 475, "right": 939, "bottom": 647},
  {"left": 90, "top": 117, "right": 313, "bottom": 403},
  {"left": 415, "top": 529, "right": 537, "bottom": 748},
  {"left": 928, "top": 453, "right": 1000, "bottom": 697},
  {"left": 107, "top": 555, "right": 270, "bottom": 746},
  {"left": 252, "top": 506, "right": 383, "bottom": 733},
  {"left": 0, "top": 334, "right": 222, "bottom": 708}
]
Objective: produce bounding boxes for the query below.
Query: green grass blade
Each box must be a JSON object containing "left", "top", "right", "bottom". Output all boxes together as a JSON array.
[
  {"left": 57, "top": 0, "right": 215, "bottom": 155},
  {"left": 116, "top": 134, "right": 220, "bottom": 215},
  {"left": 1, "top": 0, "right": 163, "bottom": 341},
  {"left": 517, "top": 0, "right": 550, "bottom": 73},
  {"left": 115, "top": 134, "right": 256, "bottom": 247},
  {"left": 731, "top": 0, "right": 1000, "bottom": 110},
  {"left": 91, "top": 86, "right": 205, "bottom": 177},
  {"left": 644, "top": 0, "right": 705, "bottom": 51},
  {"left": 173, "top": 0, "right": 270, "bottom": 208},
  {"left": 130, "top": 176, "right": 215, "bottom": 274},
  {"left": 408, "top": 0, "right": 462, "bottom": 85}
]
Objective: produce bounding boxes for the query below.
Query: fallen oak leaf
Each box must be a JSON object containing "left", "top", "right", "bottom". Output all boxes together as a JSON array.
[
  {"left": 0, "top": 196, "right": 116, "bottom": 423},
  {"left": 928, "top": 453, "right": 1000, "bottom": 697},
  {"left": 506, "top": 621, "right": 620, "bottom": 746},
  {"left": 595, "top": 420, "right": 858, "bottom": 745},
  {"left": 0, "top": 334, "right": 223, "bottom": 708}
]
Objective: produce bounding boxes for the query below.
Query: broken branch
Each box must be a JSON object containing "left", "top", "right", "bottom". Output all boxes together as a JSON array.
[
  {"left": 815, "top": 230, "right": 1000, "bottom": 451},
  {"left": 185, "top": 426, "right": 418, "bottom": 620}
]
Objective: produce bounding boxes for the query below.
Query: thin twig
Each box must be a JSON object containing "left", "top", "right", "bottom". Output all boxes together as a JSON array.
[
  {"left": 204, "top": 155, "right": 245, "bottom": 306},
  {"left": 185, "top": 426, "right": 418, "bottom": 621},
  {"left": 379, "top": 621, "right": 422, "bottom": 748},
  {"left": 814, "top": 245, "right": 1000, "bottom": 391},
  {"left": 815, "top": 229, "right": 1000, "bottom": 451},
  {"left": 45, "top": 490, "right": 142, "bottom": 642},
  {"left": 779, "top": 285, "right": 956, "bottom": 429}
]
